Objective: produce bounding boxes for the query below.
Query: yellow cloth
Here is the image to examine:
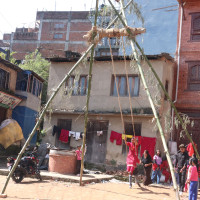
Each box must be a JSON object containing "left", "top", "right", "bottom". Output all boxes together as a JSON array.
[
  {"left": 122, "top": 134, "right": 133, "bottom": 140},
  {"left": 0, "top": 120, "right": 24, "bottom": 149}
]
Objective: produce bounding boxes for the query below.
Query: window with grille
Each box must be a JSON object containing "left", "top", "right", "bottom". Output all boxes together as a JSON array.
[
  {"left": 187, "top": 61, "right": 200, "bottom": 91},
  {"left": 111, "top": 75, "right": 139, "bottom": 97},
  {"left": 54, "top": 33, "right": 63, "bottom": 39},
  {"left": 0, "top": 68, "right": 9, "bottom": 90},
  {"left": 65, "top": 75, "right": 88, "bottom": 96},
  {"left": 54, "top": 23, "right": 64, "bottom": 29},
  {"left": 190, "top": 13, "right": 200, "bottom": 41},
  {"left": 122, "top": 123, "right": 142, "bottom": 154}
]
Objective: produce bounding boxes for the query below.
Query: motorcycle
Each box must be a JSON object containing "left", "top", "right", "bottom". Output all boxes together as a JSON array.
[{"left": 7, "top": 149, "right": 42, "bottom": 183}]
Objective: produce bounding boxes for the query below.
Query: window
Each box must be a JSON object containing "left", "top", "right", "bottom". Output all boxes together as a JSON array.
[
  {"left": 16, "top": 73, "right": 28, "bottom": 91},
  {"left": 65, "top": 75, "right": 88, "bottom": 96},
  {"left": 164, "top": 80, "right": 169, "bottom": 101},
  {"left": 122, "top": 123, "right": 142, "bottom": 154},
  {"left": 54, "top": 23, "right": 64, "bottom": 29},
  {"left": 187, "top": 61, "right": 200, "bottom": 91},
  {"left": 27, "top": 75, "right": 42, "bottom": 97},
  {"left": 111, "top": 75, "right": 139, "bottom": 97},
  {"left": 190, "top": 13, "right": 200, "bottom": 41},
  {"left": 54, "top": 33, "right": 63, "bottom": 39},
  {"left": 0, "top": 68, "right": 9, "bottom": 90}
]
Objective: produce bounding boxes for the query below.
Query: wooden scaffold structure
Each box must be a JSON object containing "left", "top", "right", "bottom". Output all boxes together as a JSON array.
[{"left": 1, "top": 1, "right": 199, "bottom": 200}]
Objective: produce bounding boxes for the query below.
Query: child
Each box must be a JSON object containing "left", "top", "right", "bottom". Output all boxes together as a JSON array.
[
  {"left": 186, "top": 158, "right": 198, "bottom": 200},
  {"left": 151, "top": 150, "right": 162, "bottom": 184},
  {"left": 75, "top": 145, "right": 82, "bottom": 175},
  {"left": 184, "top": 158, "right": 192, "bottom": 193}
]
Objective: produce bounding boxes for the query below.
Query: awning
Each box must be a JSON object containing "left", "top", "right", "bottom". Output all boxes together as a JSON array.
[{"left": 0, "top": 91, "right": 22, "bottom": 109}]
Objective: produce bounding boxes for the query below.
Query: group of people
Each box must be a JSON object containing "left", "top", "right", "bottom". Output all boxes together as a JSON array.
[{"left": 125, "top": 136, "right": 199, "bottom": 200}]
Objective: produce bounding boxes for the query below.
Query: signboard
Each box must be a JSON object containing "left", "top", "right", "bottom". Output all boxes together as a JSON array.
[{"left": 0, "top": 91, "right": 22, "bottom": 109}]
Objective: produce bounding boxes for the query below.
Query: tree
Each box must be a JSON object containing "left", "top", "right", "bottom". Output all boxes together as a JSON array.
[
  {"left": 0, "top": 51, "right": 16, "bottom": 64},
  {"left": 19, "top": 50, "right": 50, "bottom": 104}
]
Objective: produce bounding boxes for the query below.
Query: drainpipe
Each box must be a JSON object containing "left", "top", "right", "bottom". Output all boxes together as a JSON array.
[{"left": 171, "top": 3, "right": 183, "bottom": 140}]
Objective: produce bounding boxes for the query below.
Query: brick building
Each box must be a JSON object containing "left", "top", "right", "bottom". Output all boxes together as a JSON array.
[
  {"left": 2, "top": 11, "right": 92, "bottom": 61},
  {"left": 174, "top": 0, "right": 200, "bottom": 153}
]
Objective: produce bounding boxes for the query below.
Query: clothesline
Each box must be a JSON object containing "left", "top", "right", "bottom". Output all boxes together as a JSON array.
[{"left": 110, "top": 130, "right": 157, "bottom": 158}]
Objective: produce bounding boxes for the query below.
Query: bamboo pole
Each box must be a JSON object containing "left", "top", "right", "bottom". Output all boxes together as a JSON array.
[
  {"left": 0, "top": 0, "right": 135, "bottom": 196},
  {"left": 108, "top": 0, "right": 180, "bottom": 199},
  {"left": 79, "top": 0, "right": 99, "bottom": 186}
]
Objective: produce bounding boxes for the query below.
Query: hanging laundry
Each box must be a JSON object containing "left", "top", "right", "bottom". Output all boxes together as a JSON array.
[
  {"left": 75, "top": 132, "right": 81, "bottom": 140},
  {"left": 97, "top": 131, "right": 103, "bottom": 136},
  {"left": 122, "top": 134, "right": 132, "bottom": 139},
  {"left": 110, "top": 131, "right": 122, "bottom": 145},
  {"left": 59, "top": 129, "right": 69, "bottom": 143},
  {"left": 52, "top": 125, "right": 61, "bottom": 137},
  {"left": 187, "top": 142, "right": 197, "bottom": 157},
  {"left": 140, "top": 136, "right": 156, "bottom": 159},
  {"left": 69, "top": 131, "right": 75, "bottom": 137}
]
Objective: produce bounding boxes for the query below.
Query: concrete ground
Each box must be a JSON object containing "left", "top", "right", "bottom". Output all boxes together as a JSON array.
[
  {"left": 0, "top": 168, "right": 113, "bottom": 184},
  {"left": 0, "top": 175, "right": 199, "bottom": 200}
]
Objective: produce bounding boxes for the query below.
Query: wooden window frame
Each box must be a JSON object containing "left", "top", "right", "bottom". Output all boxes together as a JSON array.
[
  {"left": 0, "top": 68, "right": 10, "bottom": 90},
  {"left": 110, "top": 74, "right": 140, "bottom": 97},
  {"left": 190, "top": 12, "right": 200, "bottom": 41},
  {"left": 186, "top": 61, "right": 200, "bottom": 91},
  {"left": 65, "top": 75, "right": 88, "bottom": 96}
]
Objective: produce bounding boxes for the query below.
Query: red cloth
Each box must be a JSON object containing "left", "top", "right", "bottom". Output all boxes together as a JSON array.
[
  {"left": 126, "top": 142, "right": 140, "bottom": 167},
  {"left": 187, "top": 143, "right": 197, "bottom": 157},
  {"left": 152, "top": 163, "right": 158, "bottom": 171},
  {"left": 160, "top": 160, "right": 171, "bottom": 183},
  {"left": 110, "top": 131, "right": 122, "bottom": 145},
  {"left": 140, "top": 137, "right": 156, "bottom": 159},
  {"left": 59, "top": 129, "right": 69, "bottom": 143}
]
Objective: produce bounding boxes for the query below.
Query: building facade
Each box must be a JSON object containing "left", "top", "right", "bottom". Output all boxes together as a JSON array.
[
  {"left": 0, "top": 57, "right": 44, "bottom": 144},
  {"left": 12, "top": 70, "right": 44, "bottom": 143},
  {"left": 43, "top": 54, "right": 175, "bottom": 166},
  {"left": 173, "top": 0, "right": 200, "bottom": 154},
  {"left": 0, "top": 58, "right": 22, "bottom": 123},
  {"left": 2, "top": 11, "right": 92, "bottom": 61}
]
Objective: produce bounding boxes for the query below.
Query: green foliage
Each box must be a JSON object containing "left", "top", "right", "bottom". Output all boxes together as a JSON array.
[
  {"left": 0, "top": 51, "right": 16, "bottom": 64},
  {"left": 19, "top": 50, "right": 50, "bottom": 103}
]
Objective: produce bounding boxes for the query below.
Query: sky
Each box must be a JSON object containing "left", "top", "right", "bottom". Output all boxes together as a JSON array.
[{"left": 0, "top": 0, "right": 100, "bottom": 39}]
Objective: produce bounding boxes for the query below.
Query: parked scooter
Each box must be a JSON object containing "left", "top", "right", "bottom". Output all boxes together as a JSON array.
[{"left": 7, "top": 148, "right": 42, "bottom": 183}]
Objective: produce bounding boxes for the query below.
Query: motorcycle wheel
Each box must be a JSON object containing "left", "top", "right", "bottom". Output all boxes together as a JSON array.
[{"left": 12, "top": 170, "right": 24, "bottom": 183}]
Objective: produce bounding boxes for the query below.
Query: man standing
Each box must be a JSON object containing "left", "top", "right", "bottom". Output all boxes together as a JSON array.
[{"left": 175, "top": 144, "right": 189, "bottom": 195}]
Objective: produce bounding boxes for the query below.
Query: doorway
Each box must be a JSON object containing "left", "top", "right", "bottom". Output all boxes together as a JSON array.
[{"left": 85, "top": 120, "right": 109, "bottom": 164}]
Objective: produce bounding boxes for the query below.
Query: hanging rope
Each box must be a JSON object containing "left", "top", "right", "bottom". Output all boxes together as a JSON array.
[
  {"left": 121, "top": 37, "right": 139, "bottom": 156},
  {"left": 121, "top": 37, "right": 136, "bottom": 139},
  {"left": 108, "top": 38, "right": 125, "bottom": 135}
]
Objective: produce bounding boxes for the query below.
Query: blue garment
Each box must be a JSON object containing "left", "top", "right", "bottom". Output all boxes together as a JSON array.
[
  {"left": 151, "top": 169, "right": 161, "bottom": 184},
  {"left": 189, "top": 181, "right": 198, "bottom": 200}
]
